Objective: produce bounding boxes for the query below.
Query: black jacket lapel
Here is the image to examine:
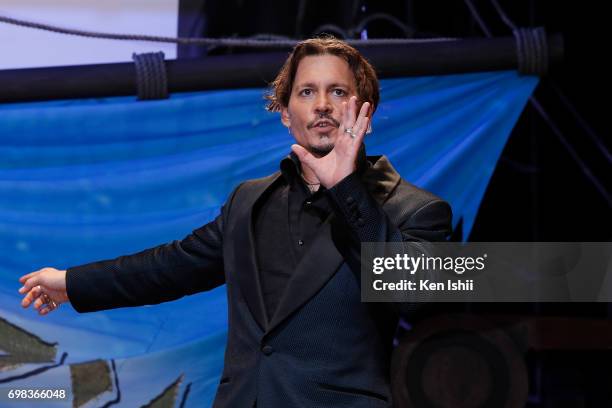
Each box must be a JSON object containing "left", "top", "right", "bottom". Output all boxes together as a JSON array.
[
  {"left": 266, "top": 215, "right": 344, "bottom": 334},
  {"left": 230, "top": 173, "right": 280, "bottom": 332}
]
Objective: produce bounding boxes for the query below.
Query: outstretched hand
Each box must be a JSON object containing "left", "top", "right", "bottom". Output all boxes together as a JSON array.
[
  {"left": 291, "top": 96, "right": 370, "bottom": 188},
  {"left": 18, "top": 267, "right": 68, "bottom": 315}
]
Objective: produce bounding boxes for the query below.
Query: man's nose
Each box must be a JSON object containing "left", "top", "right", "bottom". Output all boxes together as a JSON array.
[{"left": 314, "top": 94, "right": 333, "bottom": 115}]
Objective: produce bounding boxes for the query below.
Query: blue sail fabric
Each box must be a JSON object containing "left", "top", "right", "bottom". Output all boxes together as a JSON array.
[{"left": 0, "top": 71, "right": 537, "bottom": 407}]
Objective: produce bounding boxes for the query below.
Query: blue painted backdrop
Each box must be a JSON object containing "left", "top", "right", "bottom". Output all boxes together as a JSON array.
[{"left": 0, "top": 71, "right": 537, "bottom": 407}]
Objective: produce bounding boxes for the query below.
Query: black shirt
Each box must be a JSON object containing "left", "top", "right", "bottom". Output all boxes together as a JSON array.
[
  {"left": 253, "top": 153, "right": 331, "bottom": 321},
  {"left": 253, "top": 148, "right": 368, "bottom": 321}
]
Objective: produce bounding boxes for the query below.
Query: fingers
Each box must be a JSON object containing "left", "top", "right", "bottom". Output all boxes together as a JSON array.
[
  {"left": 291, "top": 144, "right": 315, "bottom": 167},
  {"left": 349, "top": 96, "right": 357, "bottom": 126},
  {"left": 18, "top": 273, "right": 41, "bottom": 295},
  {"left": 344, "top": 96, "right": 357, "bottom": 128},
  {"left": 19, "top": 268, "right": 63, "bottom": 316},
  {"left": 353, "top": 102, "right": 371, "bottom": 141},
  {"left": 344, "top": 103, "right": 370, "bottom": 151},
  {"left": 340, "top": 96, "right": 370, "bottom": 144},
  {"left": 22, "top": 285, "right": 59, "bottom": 315},
  {"left": 18, "top": 269, "right": 41, "bottom": 284},
  {"left": 33, "top": 294, "right": 47, "bottom": 310},
  {"left": 341, "top": 96, "right": 357, "bottom": 130},
  {"left": 38, "top": 304, "right": 55, "bottom": 316},
  {"left": 35, "top": 291, "right": 59, "bottom": 314},
  {"left": 21, "top": 283, "right": 42, "bottom": 308}
]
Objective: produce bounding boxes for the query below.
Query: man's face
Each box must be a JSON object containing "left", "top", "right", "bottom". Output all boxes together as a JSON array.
[{"left": 281, "top": 54, "right": 357, "bottom": 157}]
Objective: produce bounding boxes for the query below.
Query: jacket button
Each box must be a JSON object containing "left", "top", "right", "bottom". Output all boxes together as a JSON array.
[
  {"left": 346, "top": 197, "right": 354, "bottom": 204},
  {"left": 357, "top": 218, "right": 365, "bottom": 227},
  {"left": 261, "top": 345, "right": 274, "bottom": 355}
]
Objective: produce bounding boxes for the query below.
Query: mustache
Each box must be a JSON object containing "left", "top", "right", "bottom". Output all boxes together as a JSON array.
[{"left": 307, "top": 115, "right": 340, "bottom": 129}]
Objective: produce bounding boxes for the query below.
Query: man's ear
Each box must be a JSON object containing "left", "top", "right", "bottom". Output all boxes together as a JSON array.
[{"left": 281, "top": 107, "right": 291, "bottom": 128}]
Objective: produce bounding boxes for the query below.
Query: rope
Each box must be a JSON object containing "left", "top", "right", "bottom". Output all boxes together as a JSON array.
[
  {"left": 490, "top": 0, "right": 610, "bottom": 164},
  {"left": 0, "top": 14, "right": 457, "bottom": 48},
  {"left": 513, "top": 27, "right": 548, "bottom": 76},
  {"left": 132, "top": 52, "right": 168, "bottom": 100},
  {"left": 466, "top": 0, "right": 548, "bottom": 75},
  {"left": 490, "top": 0, "right": 518, "bottom": 31},
  {"left": 465, "top": 0, "right": 611, "bottom": 206},
  {"left": 354, "top": 13, "right": 415, "bottom": 38}
]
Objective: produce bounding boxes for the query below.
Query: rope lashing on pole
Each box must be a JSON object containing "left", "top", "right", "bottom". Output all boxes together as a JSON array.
[{"left": 132, "top": 52, "right": 168, "bottom": 100}]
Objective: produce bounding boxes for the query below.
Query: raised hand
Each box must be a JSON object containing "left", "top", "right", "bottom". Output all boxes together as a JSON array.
[
  {"left": 18, "top": 267, "right": 68, "bottom": 315},
  {"left": 291, "top": 96, "right": 371, "bottom": 188}
]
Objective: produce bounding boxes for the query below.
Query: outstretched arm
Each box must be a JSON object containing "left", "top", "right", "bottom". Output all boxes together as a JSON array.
[{"left": 19, "top": 185, "right": 241, "bottom": 314}]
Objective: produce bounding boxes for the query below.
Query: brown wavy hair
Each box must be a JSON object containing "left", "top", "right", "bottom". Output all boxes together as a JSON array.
[{"left": 265, "top": 36, "right": 380, "bottom": 115}]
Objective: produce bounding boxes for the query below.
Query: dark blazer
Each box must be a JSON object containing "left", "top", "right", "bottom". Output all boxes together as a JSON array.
[{"left": 66, "top": 155, "right": 452, "bottom": 408}]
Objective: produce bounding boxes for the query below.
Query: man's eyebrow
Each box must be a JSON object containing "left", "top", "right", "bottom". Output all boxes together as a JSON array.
[
  {"left": 328, "top": 82, "right": 350, "bottom": 89},
  {"left": 294, "top": 82, "right": 317, "bottom": 89},
  {"left": 294, "top": 82, "right": 351, "bottom": 89}
]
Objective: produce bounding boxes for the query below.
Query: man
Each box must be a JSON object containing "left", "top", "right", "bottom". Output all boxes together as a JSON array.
[{"left": 19, "top": 37, "right": 452, "bottom": 407}]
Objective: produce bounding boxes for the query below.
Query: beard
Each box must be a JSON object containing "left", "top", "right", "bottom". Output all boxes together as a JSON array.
[
  {"left": 308, "top": 135, "right": 334, "bottom": 157},
  {"left": 305, "top": 114, "right": 340, "bottom": 157}
]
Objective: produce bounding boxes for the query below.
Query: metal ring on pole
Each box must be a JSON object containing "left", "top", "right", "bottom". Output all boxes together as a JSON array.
[
  {"left": 513, "top": 27, "right": 548, "bottom": 76},
  {"left": 132, "top": 51, "right": 168, "bottom": 100}
]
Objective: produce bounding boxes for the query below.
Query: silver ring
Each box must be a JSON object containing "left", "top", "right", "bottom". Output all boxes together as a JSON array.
[
  {"left": 50, "top": 301, "right": 58, "bottom": 309},
  {"left": 344, "top": 127, "right": 356, "bottom": 139}
]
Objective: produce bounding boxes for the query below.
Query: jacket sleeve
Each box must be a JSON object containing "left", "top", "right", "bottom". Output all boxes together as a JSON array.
[
  {"left": 326, "top": 172, "right": 453, "bottom": 318},
  {"left": 65, "top": 185, "right": 242, "bottom": 313},
  {"left": 326, "top": 172, "right": 452, "bottom": 244}
]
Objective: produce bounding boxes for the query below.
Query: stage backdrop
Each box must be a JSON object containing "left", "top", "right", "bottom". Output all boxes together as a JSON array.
[{"left": 0, "top": 71, "right": 537, "bottom": 407}]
